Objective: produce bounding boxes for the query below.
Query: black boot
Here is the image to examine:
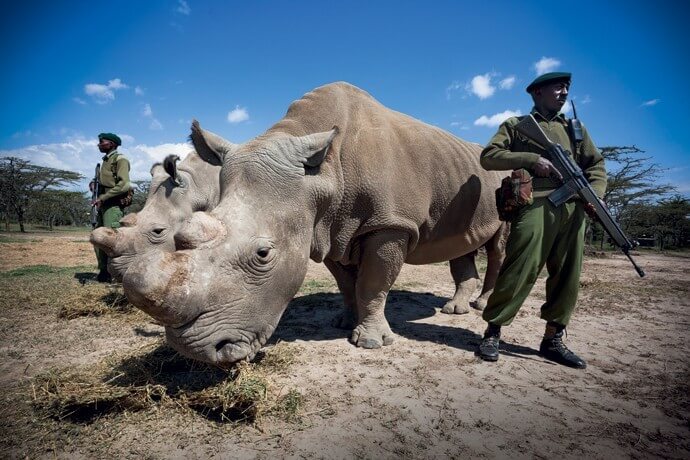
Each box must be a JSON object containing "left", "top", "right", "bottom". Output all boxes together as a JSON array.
[
  {"left": 539, "top": 323, "right": 586, "bottom": 369},
  {"left": 478, "top": 324, "right": 501, "bottom": 362}
]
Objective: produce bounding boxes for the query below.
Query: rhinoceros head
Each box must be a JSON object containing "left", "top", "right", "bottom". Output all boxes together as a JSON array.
[
  {"left": 122, "top": 120, "right": 339, "bottom": 366},
  {"left": 90, "top": 145, "right": 224, "bottom": 281}
]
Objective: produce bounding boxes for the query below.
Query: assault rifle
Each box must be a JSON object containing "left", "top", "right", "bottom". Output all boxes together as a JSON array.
[
  {"left": 90, "top": 163, "right": 100, "bottom": 228},
  {"left": 513, "top": 113, "right": 645, "bottom": 277}
]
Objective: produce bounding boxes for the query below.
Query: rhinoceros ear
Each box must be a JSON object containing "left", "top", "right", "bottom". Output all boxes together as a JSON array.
[
  {"left": 190, "top": 120, "right": 236, "bottom": 167},
  {"left": 150, "top": 163, "right": 165, "bottom": 177},
  {"left": 298, "top": 126, "right": 339, "bottom": 168},
  {"left": 163, "top": 155, "right": 184, "bottom": 186}
]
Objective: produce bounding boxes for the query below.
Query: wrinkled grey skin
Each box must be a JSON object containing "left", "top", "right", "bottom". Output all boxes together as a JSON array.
[
  {"left": 122, "top": 82, "right": 507, "bottom": 366},
  {"left": 90, "top": 149, "right": 223, "bottom": 281}
]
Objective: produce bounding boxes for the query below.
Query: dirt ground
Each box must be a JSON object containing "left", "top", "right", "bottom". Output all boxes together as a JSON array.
[{"left": 1, "top": 230, "right": 689, "bottom": 459}]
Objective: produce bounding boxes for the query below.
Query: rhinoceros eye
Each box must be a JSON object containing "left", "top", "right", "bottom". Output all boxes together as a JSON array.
[{"left": 256, "top": 247, "right": 271, "bottom": 259}]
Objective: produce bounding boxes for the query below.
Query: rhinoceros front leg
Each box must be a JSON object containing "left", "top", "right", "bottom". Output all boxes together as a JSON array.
[
  {"left": 324, "top": 259, "right": 358, "bottom": 329},
  {"left": 472, "top": 222, "right": 509, "bottom": 311},
  {"left": 441, "top": 253, "right": 479, "bottom": 315},
  {"left": 350, "top": 230, "right": 408, "bottom": 349}
]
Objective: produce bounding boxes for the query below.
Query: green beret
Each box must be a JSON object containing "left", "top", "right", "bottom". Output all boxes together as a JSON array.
[
  {"left": 98, "top": 132, "right": 122, "bottom": 146},
  {"left": 526, "top": 72, "right": 572, "bottom": 93}
]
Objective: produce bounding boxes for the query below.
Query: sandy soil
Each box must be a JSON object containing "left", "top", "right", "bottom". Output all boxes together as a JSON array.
[{"left": 1, "top": 231, "right": 688, "bottom": 458}]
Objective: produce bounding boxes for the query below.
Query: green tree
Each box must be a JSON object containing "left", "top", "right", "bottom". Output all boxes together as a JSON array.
[
  {"left": 600, "top": 146, "right": 674, "bottom": 222},
  {"left": 27, "top": 190, "right": 91, "bottom": 230},
  {"left": 127, "top": 179, "right": 151, "bottom": 214},
  {"left": 587, "top": 146, "right": 675, "bottom": 248},
  {"left": 618, "top": 196, "right": 690, "bottom": 250},
  {"left": 0, "top": 157, "right": 84, "bottom": 232}
]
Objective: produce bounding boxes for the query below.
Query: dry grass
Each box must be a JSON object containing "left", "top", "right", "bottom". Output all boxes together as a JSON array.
[
  {"left": 0, "top": 265, "right": 139, "bottom": 321},
  {"left": 30, "top": 341, "right": 304, "bottom": 425}
]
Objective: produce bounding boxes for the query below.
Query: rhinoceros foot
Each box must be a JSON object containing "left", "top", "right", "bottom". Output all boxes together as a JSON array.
[
  {"left": 350, "top": 321, "right": 395, "bottom": 349},
  {"left": 441, "top": 299, "right": 471, "bottom": 315},
  {"left": 471, "top": 293, "right": 490, "bottom": 312}
]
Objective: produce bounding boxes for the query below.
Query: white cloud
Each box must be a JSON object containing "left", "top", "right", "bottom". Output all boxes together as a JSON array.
[
  {"left": 227, "top": 106, "right": 249, "bottom": 123},
  {"left": 468, "top": 73, "right": 495, "bottom": 99},
  {"left": 107, "top": 79, "right": 128, "bottom": 90},
  {"left": 446, "top": 81, "right": 463, "bottom": 100},
  {"left": 135, "top": 86, "right": 145, "bottom": 96},
  {"left": 176, "top": 0, "right": 190, "bottom": 15},
  {"left": 11, "top": 130, "right": 34, "bottom": 139},
  {"left": 73, "top": 97, "right": 87, "bottom": 105},
  {"left": 450, "top": 121, "right": 470, "bottom": 131},
  {"left": 141, "top": 103, "right": 163, "bottom": 130},
  {"left": 0, "top": 139, "right": 192, "bottom": 185},
  {"left": 84, "top": 78, "right": 129, "bottom": 104},
  {"left": 474, "top": 110, "right": 522, "bottom": 128},
  {"left": 499, "top": 76, "right": 516, "bottom": 90},
  {"left": 534, "top": 57, "right": 561, "bottom": 75},
  {"left": 581, "top": 95, "right": 592, "bottom": 104},
  {"left": 641, "top": 99, "right": 660, "bottom": 107}
]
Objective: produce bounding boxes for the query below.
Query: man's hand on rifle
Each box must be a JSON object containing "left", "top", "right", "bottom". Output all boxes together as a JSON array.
[
  {"left": 584, "top": 199, "right": 606, "bottom": 221},
  {"left": 533, "top": 157, "right": 563, "bottom": 180},
  {"left": 91, "top": 198, "right": 102, "bottom": 209}
]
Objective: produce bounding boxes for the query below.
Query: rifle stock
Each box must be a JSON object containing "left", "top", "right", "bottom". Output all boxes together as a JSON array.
[{"left": 513, "top": 115, "right": 645, "bottom": 277}]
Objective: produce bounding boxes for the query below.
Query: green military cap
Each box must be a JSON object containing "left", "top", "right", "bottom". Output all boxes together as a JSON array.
[
  {"left": 526, "top": 72, "right": 572, "bottom": 93},
  {"left": 98, "top": 132, "right": 122, "bottom": 146}
]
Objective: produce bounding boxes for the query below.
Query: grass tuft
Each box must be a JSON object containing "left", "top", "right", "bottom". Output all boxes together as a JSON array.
[{"left": 30, "top": 341, "right": 304, "bottom": 425}]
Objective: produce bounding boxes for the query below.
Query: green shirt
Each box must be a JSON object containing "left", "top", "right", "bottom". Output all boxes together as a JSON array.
[
  {"left": 98, "top": 150, "right": 132, "bottom": 202},
  {"left": 480, "top": 109, "right": 607, "bottom": 199}
]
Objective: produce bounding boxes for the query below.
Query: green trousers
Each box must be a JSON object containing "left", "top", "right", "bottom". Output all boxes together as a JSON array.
[
  {"left": 482, "top": 198, "right": 585, "bottom": 327},
  {"left": 94, "top": 204, "right": 124, "bottom": 271}
]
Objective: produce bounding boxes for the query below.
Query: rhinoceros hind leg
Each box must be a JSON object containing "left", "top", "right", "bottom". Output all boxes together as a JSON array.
[
  {"left": 324, "top": 259, "right": 358, "bottom": 329},
  {"left": 471, "top": 223, "right": 509, "bottom": 311},
  {"left": 441, "top": 253, "right": 479, "bottom": 315},
  {"left": 349, "top": 230, "right": 408, "bottom": 348}
]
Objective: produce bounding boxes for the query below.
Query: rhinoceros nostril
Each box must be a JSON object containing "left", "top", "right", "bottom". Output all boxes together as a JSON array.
[{"left": 215, "top": 340, "right": 231, "bottom": 352}]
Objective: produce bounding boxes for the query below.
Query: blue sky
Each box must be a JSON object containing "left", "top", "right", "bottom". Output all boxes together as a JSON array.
[{"left": 2, "top": 0, "right": 688, "bottom": 195}]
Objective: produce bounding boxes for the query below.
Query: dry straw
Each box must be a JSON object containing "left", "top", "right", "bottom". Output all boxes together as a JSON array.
[{"left": 31, "top": 341, "right": 303, "bottom": 425}]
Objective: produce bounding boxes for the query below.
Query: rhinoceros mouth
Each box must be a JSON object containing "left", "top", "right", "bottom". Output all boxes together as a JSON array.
[
  {"left": 164, "top": 319, "right": 268, "bottom": 366},
  {"left": 215, "top": 340, "right": 256, "bottom": 364}
]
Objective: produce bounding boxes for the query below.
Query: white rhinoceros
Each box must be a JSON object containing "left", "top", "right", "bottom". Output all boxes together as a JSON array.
[
  {"left": 121, "top": 82, "right": 507, "bottom": 365},
  {"left": 89, "top": 148, "right": 224, "bottom": 280},
  {"left": 90, "top": 135, "right": 499, "bottom": 315}
]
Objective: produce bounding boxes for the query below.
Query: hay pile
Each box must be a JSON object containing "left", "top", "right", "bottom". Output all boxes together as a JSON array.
[
  {"left": 31, "top": 341, "right": 303, "bottom": 425},
  {"left": 56, "top": 286, "right": 134, "bottom": 319}
]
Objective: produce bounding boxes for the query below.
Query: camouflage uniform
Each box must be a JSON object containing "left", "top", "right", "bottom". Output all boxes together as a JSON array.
[
  {"left": 94, "top": 150, "right": 131, "bottom": 273},
  {"left": 479, "top": 109, "right": 607, "bottom": 326}
]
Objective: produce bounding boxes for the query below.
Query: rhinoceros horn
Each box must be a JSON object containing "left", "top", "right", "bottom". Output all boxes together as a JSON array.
[{"left": 190, "top": 119, "right": 237, "bottom": 166}]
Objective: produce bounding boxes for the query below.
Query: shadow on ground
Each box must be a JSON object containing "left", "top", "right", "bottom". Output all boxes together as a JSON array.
[{"left": 273, "top": 290, "right": 539, "bottom": 358}]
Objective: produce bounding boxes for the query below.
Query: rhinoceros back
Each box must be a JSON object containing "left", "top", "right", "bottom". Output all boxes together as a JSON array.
[{"left": 267, "top": 82, "right": 504, "bottom": 264}]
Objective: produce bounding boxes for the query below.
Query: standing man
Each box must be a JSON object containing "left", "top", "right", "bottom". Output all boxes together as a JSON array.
[
  {"left": 477, "top": 72, "right": 607, "bottom": 369},
  {"left": 91, "top": 132, "right": 132, "bottom": 283}
]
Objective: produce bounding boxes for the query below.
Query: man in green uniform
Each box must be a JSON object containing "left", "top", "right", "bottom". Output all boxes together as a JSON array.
[
  {"left": 91, "top": 132, "right": 132, "bottom": 283},
  {"left": 477, "top": 72, "right": 607, "bottom": 369}
]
